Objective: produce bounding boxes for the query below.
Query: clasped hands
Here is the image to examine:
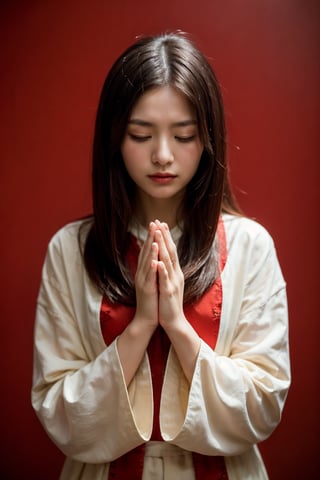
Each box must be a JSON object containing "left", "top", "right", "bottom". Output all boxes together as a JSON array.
[
  {"left": 135, "top": 219, "right": 185, "bottom": 332},
  {"left": 119, "top": 220, "right": 200, "bottom": 385}
]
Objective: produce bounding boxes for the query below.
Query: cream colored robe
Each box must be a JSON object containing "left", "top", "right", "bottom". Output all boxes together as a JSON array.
[{"left": 32, "top": 214, "right": 290, "bottom": 479}]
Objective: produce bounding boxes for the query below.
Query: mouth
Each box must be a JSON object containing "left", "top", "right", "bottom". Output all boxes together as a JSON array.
[{"left": 148, "top": 173, "right": 177, "bottom": 184}]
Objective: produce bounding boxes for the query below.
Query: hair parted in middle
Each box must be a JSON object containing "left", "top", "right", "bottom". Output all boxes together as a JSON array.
[{"left": 82, "top": 32, "right": 241, "bottom": 306}]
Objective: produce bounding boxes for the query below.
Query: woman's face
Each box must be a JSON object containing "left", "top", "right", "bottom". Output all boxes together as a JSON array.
[{"left": 121, "top": 85, "right": 203, "bottom": 215}]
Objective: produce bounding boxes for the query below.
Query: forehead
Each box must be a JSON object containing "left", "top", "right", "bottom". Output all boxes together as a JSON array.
[{"left": 129, "top": 85, "right": 196, "bottom": 123}]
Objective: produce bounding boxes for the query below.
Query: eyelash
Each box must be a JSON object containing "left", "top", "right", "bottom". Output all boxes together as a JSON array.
[
  {"left": 128, "top": 134, "right": 150, "bottom": 142},
  {"left": 175, "top": 135, "right": 196, "bottom": 143},
  {"left": 128, "top": 134, "right": 196, "bottom": 143}
]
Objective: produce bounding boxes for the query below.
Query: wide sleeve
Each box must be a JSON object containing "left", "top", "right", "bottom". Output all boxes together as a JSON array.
[
  {"left": 31, "top": 225, "right": 153, "bottom": 463},
  {"left": 160, "top": 220, "right": 290, "bottom": 456}
]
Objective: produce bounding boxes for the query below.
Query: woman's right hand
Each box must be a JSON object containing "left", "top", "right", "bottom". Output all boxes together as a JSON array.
[
  {"left": 134, "top": 221, "right": 159, "bottom": 330},
  {"left": 116, "top": 222, "right": 159, "bottom": 386}
]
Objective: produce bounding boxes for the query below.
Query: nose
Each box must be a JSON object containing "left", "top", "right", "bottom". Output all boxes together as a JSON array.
[{"left": 151, "top": 137, "right": 174, "bottom": 166}]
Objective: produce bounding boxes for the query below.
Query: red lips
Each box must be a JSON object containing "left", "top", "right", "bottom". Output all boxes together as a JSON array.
[{"left": 148, "top": 173, "right": 177, "bottom": 184}]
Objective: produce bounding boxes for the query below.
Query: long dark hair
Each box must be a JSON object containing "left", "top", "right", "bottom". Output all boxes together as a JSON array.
[{"left": 81, "top": 32, "right": 241, "bottom": 305}]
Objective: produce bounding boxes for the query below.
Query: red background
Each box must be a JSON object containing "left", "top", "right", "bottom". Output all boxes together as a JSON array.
[{"left": 1, "top": 0, "right": 319, "bottom": 478}]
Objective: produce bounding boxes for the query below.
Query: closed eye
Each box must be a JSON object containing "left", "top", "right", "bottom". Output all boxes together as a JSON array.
[
  {"left": 175, "top": 135, "right": 197, "bottom": 143},
  {"left": 129, "top": 134, "right": 151, "bottom": 142}
]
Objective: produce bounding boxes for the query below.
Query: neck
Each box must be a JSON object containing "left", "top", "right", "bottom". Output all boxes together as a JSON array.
[{"left": 133, "top": 195, "right": 182, "bottom": 230}]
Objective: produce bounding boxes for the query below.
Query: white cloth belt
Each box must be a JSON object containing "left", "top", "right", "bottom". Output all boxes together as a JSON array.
[{"left": 142, "top": 442, "right": 195, "bottom": 480}]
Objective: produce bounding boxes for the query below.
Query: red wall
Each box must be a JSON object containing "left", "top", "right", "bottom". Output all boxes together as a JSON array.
[{"left": 1, "top": 1, "right": 319, "bottom": 477}]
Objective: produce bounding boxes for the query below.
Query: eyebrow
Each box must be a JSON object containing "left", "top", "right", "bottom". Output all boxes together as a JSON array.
[{"left": 128, "top": 119, "right": 198, "bottom": 127}]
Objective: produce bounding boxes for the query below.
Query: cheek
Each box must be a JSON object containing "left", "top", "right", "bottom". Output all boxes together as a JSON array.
[
  {"left": 185, "top": 149, "right": 203, "bottom": 181},
  {"left": 187, "top": 145, "right": 203, "bottom": 173},
  {"left": 121, "top": 141, "right": 131, "bottom": 162},
  {"left": 121, "top": 143, "right": 138, "bottom": 173}
]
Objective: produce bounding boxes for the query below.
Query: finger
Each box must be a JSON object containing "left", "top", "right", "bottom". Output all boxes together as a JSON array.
[
  {"left": 157, "top": 260, "right": 169, "bottom": 288},
  {"left": 136, "top": 241, "right": 159, "bottom": 295},
  {"left": 155, "top": 223, "right": 179, "bottom": 270},
  {"left": 155, "top": 221, "right": 176, "bottom": 251},
  {"left": 154, "top": 229, "right": 175, "bottom": 274},
  {"left": 137, "top": 222, "right": 157, "bottom": 271},
  {"left": 146, "top": 245, "right": 159, "bottom": 284}
]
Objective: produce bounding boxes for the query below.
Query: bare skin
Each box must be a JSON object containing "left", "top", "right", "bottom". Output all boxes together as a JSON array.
[
  {"left": 117, "top": 220, "right": 201, "bottom": 387},
  {"left": 117, "top": 86, "right": 202, "bottom": 386}
]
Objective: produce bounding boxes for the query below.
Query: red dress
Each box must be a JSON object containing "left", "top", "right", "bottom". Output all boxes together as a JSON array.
[{"left": 100, "top": 219, "right": 228, "bottom": 479}]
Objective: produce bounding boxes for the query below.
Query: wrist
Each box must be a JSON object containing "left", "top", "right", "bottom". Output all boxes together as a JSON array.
[
  {"left": 164, "top": 318, "right": 201, "bottom": 383},
  {"left": 128, "top": 315, "right": 157, "bottom": 339}
]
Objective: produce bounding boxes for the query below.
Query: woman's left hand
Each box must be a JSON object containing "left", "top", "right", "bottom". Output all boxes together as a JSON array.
[
  {"left": 153, "top": 221, "right": 185, "bottom": 328},
  {"left": 153, "top": 220, "right": 201, "bottom": 383}
]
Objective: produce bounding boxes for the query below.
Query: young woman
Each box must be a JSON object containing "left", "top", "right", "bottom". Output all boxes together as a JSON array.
[{"left": 32, "top": 33, "right": 290, "bottom": 479}]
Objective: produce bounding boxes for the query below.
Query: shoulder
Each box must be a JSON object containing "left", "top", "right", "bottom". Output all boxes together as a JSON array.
[
  {"left": 44, "top": 218, "right": 93, "bottom": 269},
  {"left": 222, "top": 213, "right": 274, "bottom": 251},
  {"left": 221, "top": 214, "right": 286, "bottom": 291},
  {"left": 48, "top": 218, "right": 92, "bottom": 252},
  {"left": 40, "top": 218, "right": 93, "bottom": 286},
  {"left": 221, "top": 213, "right": 280, "bottom": 273}
]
